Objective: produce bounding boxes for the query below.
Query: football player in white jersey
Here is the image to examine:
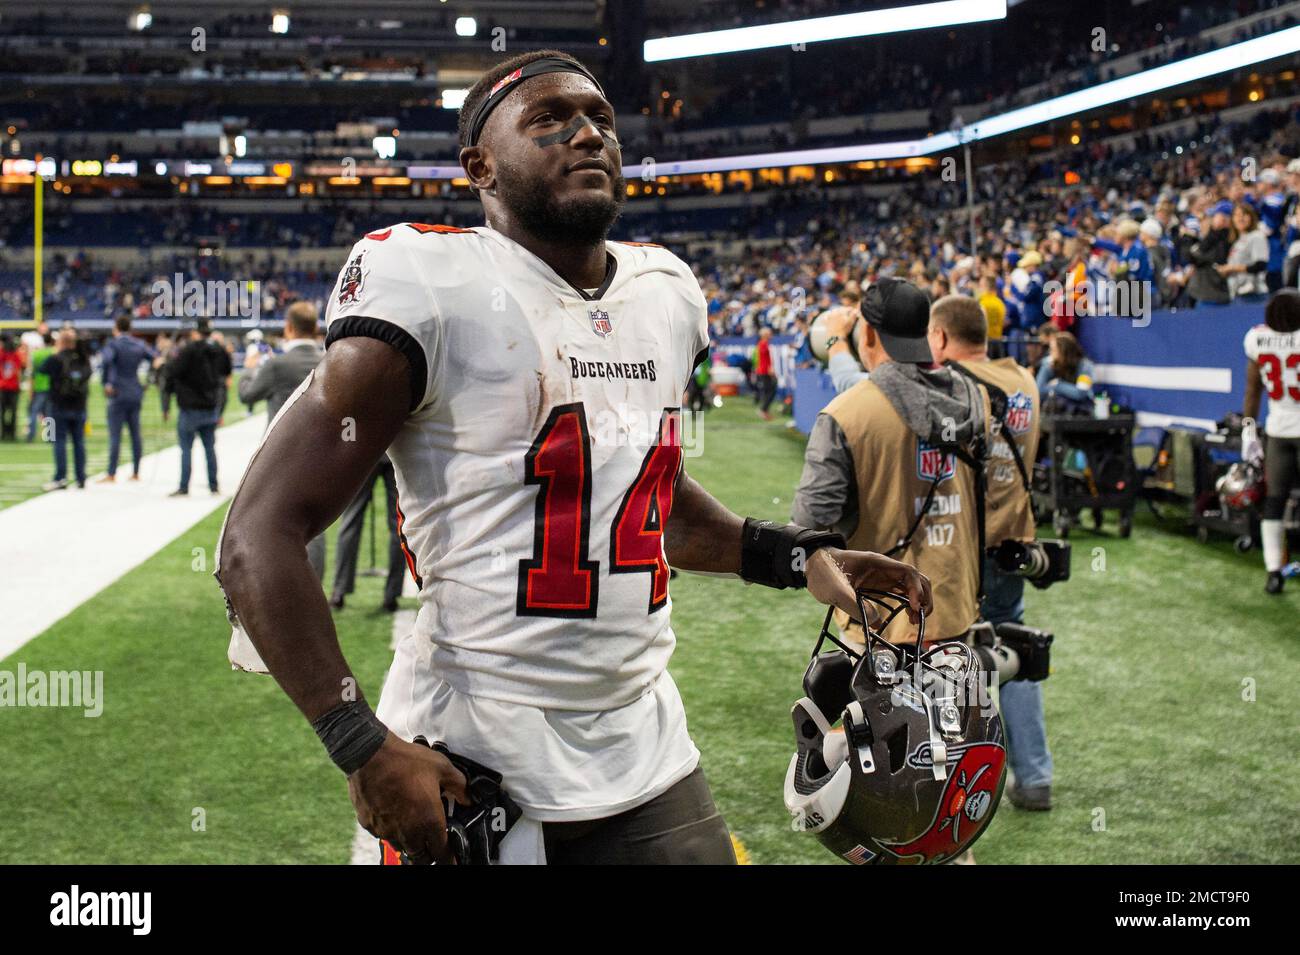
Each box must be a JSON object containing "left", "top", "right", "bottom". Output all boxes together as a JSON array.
[
  {"left": 1244, "top": 288, "right": 1300, "bottom": 594},
  {"left": 215, "top": 50, "right": 930, "bottom": 865}
]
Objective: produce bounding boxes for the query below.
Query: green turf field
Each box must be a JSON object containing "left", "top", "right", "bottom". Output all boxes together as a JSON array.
[
  {"left": 0, "top": 372, "right": 251, "bottom": 510},
  {"left": 1, "top": 398, "right": 1297, "bottom": 863}
]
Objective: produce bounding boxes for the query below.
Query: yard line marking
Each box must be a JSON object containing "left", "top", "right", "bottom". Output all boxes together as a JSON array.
[{"left": 0, "top": 414, "right": 267, "bottom": 660}]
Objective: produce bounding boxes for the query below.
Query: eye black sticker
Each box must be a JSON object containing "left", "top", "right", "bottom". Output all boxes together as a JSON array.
[{"left": 532, "top": 115, "right": 619, "bottom": 150}]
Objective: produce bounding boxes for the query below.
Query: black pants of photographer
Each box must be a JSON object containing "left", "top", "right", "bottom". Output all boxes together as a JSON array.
[
  {"left": 542, "top": 767, "right": 736, "bottom": 865},
  {"left": 331, "top": 458, "right": 405, "bottom": 607},
  {"left": 0, "top": 389, "right": 18, "bottom": 439},
  {"left": 754, "top": 373, "right": 777, "bottom": 414}
]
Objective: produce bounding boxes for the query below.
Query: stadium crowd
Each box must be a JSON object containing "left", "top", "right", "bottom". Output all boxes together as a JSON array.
[
  {"left": 3, "top": 99, "right": 1299, "bottom": 347},
  {"left": 5, "top": 0, "right": 1293, "bottom": 162},
  {"left": 696, "top": 106, "right": 1300, "bottom": 342}
]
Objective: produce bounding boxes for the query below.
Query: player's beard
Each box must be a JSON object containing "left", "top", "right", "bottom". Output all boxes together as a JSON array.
[{"left": 497, "top": 163, "right": 627, "bottom": 246}]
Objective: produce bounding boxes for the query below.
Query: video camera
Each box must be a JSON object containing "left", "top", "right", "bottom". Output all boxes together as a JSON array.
[
  {"left": 987, "top": 538, "right": 1071, "bottom": 589},
  {"left": 966, "top": 620, "right": 1054, "bottom": 684}
]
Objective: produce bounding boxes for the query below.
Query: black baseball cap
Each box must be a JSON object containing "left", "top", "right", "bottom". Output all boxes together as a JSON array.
[{"left": 859, "top": 277, "right": 933, "bottom": 364}]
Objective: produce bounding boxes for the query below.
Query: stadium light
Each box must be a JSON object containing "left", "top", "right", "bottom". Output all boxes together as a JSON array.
[
  {"left": 373, "top": 136, "right": 397, "bottom": 160},
  {"left": 441, "top": 88, "right": 469, "bottom": 110},
  {"left": 270, "top": 11, "right": 290, "bottom": 35},
  {"left": 622, "top": 23, "right": 1300, "bottom": 177},
  {"left": 644, "top": 0, "right": 1006, "bottom": 62},
  {"left": 455, "top": 17, "right": 478, "bottom": 37},
  {"left": 957, "top": 25, "right": 1300, "bottom": 144},
  {"left": 128, "top": 6, "right": 152, "bottom": 32}
]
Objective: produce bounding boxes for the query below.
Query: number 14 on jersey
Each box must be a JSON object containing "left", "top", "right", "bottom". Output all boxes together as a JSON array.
[{"left": 517, "top": 403, "right": 683, "bottom": 619}]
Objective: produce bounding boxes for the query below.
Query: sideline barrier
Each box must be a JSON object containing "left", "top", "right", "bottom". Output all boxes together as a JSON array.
[{"left": 779, "top": 302, "right": 1268, "bottom": 434}]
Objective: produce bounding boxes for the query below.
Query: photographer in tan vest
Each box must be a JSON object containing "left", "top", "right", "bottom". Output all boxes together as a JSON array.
[
  {"left": 927, "top": 294, "right": 1055, "bottom": 812},
  {"left": 793, "top": 279, "right": 988, "bottom": 645}
]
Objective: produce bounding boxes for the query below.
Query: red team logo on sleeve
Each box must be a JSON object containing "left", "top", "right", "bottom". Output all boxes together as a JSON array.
[{"left": 337, "top": 252, "right": 366, "bottom": 306}]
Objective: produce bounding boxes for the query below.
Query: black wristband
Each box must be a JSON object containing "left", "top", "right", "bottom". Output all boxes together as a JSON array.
[
  {"left": 311, "top": 699, "right": 389, "bottom": 775},
  {"left": 740, "top": 518, "right": 845, "bottom": 589}
]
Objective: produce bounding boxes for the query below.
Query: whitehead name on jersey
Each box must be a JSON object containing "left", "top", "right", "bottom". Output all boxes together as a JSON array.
[
  {"left": 224, "top": 223, "right": 710, "bottom": 821},
  {"left": 1245, "top": 324, "right": 1300, "bottom": 438}
]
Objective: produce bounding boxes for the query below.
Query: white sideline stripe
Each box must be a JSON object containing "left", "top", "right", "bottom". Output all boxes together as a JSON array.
[
  {"left": 1092, "top": 363, "right": 1232, "bottom": 393},
  {"left": 351, "top": 824, "right": 381, "bottom": 866},
  {"left": 1134, "top": 411, "right": 1217, "bottom": 431},
  {"left": 349, "top": 606, "right": 418, "bottom": 865},
  {"left": 0, "top": 413, "right": 267, "bottom": 661}
]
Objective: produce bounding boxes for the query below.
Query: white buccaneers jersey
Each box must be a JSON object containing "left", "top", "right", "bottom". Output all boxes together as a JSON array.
[
  {"left": 325, "top": 223, "right": 707, "bottom": 819},
  {"left": 1245, "top": 325, "right": 1300, "bottom": 438}
]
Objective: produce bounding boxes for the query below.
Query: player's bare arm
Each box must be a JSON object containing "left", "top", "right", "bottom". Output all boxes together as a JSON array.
[
  {"left": 1244, "top": 357, "right": 1262, "bottom": 420},
  {"left": 216, "top": 336, "right": 467, "bottom": 862},
  {"left": 666, "top": 466, "right": 931, "bottom": 623}
]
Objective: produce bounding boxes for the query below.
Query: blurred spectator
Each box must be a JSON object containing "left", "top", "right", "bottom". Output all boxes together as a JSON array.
[
  {"left": 155, "top": 332, "right": 182, "bottom": 421},
  {"left": 165, "top": 319, "right": 231, "bottom": 497},
  {"left": 98, "top": 315, "right": 156, "bottom": 482},
  {"left": 40, "top": 328, "right": 91, "bottom": 490},
  {"left": 1140, "top": 219, "right": 1173, "bottom": 308},
  {"left": 24, "top": 330, "right": 55, "bottom": 442},
  {"left": 977, "top": 274, "right": 1006, "bottom": 355},
  {"left": 753, "top": 327, "right": 777, "bottom": 421},
  {"left": 791, "top": 315, "right": 815, "bottom": 368},
  {"left": 1249, "top": 168, "right": 1291, "bottom": 292},
  {"left": 329, "top": 456, "right": 406, "bottom": 614},
  {"left": 1222, "top": 202, "right": 1270, "bottom": 299},
  {"left": 1037, "top": 331, "right": 1095, "bottom": 410},
  {"left": 237, "top": 302, "right": 323, "bottom": 422},
  {"left": 0, "top": 334, "right": 24, "bottom": 440},
  {"left": 1185, "top": 203, "right": 1234, "bottom": 305},
  {"left": 19, "top": 320, "right": 47, "bottom": 355}
]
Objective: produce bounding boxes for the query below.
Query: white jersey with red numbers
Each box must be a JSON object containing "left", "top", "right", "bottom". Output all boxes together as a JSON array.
[
  {"left": 227, "top": 222, "right": 711, "bottom": 822},
  {"left": 1245, "top": 324, "right": 1300, "bottom": 438}
]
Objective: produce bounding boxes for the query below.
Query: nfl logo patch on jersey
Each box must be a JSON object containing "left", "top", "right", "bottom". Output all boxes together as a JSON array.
[
  {"left": 338, "top": 252, "right": 366, "bottom": 308},
  {"left": 589, "top": 308, "right": 613, "bottom": 338},
  {"left": 916, "top": 440, "right": 956, "bottom": 483},
  {"left": 1004, "top": 391, "right": 1033, "bottom": 434}
]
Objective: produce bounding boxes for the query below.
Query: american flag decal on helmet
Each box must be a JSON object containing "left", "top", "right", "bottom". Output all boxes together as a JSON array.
[{"left": 842, "top": 844, "right": 876, "bottom": 865}]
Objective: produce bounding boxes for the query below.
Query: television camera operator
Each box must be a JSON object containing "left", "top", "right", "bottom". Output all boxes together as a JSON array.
[
  {"left": 797, "top": 284, "right": 1065, "bottom": 808},
  {"left": 928, "top": 294, "right": 1061, "bottom": 812},
  {"left": 792, "top": 278, "right": 987, "bottom": 646}
]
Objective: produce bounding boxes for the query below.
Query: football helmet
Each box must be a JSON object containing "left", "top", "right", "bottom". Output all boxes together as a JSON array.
[
  {"left": 808, "top": 305, "right": 860, "bottom": 363},
  {"left": 1216, "top": 462, "right": 1265, "bottom": 512},
  {"left": 783, "top": 591, "right": 1007, "bottom": 865}
]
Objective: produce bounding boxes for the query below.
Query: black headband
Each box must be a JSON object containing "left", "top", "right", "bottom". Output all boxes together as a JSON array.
[{"left": 466, "top": 57, "right": 605, "bottom": 147}]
